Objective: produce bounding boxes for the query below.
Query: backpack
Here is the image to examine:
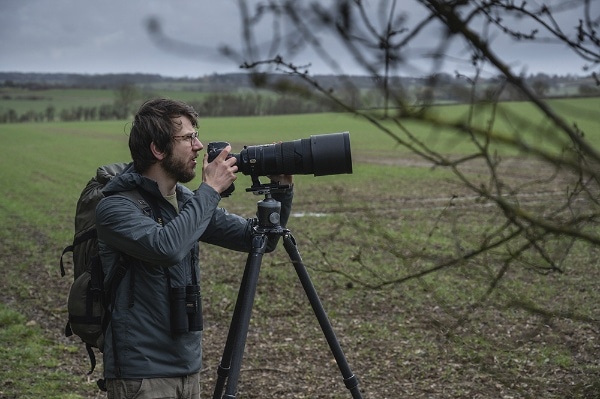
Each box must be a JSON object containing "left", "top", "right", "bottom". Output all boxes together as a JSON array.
[{"left": 59, "top": 163, "right": 158, "bottom": 377}]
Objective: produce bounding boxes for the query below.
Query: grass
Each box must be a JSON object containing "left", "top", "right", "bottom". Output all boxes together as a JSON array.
[
  {"left": 0, "top": 203, "right": 99, "bottom": 398},
  {"left": 1, "top": 98, "right": 600, "bottom": 398},
  {"left": 0, "top": 304, "right": 86, "bottom": 399}
]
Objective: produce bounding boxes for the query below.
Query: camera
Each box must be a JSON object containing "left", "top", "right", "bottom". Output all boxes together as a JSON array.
[
  {"left": 207, "top": 132, "right": 352, "bottom": 177},
  {"left": 170, "top": 285, "right": 203, "bottom": 333}
]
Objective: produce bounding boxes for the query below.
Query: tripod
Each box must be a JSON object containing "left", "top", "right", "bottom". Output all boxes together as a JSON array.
[{"left": 212, "top": 183, "right": 363, "bottom": 399}]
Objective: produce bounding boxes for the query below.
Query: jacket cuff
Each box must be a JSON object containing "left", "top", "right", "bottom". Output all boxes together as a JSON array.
[{"left": 196, "top": 182, "right": 222, "bottom": 202}]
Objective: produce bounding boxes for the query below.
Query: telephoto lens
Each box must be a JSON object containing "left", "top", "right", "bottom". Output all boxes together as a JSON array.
[{"left": 208, "top": 132, "right": 353, "bottom": 177}]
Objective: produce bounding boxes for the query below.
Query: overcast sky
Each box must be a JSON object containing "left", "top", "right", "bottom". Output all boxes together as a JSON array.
[{"left": 0, "top": 0, "right": 595, "bottom": 78}]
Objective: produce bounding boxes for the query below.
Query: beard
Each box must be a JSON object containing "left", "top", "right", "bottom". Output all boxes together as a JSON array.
[{"left": 162, "top": 151, "right": 196, "bottom": 183}]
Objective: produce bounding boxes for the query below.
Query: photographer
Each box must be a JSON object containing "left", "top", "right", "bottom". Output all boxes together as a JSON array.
[{"left": 95, "top": 98, "right": 293, "bottom": 399}]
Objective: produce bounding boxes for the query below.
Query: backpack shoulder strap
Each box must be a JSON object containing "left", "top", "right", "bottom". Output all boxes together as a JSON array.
[
  {"left": 118, "top": 188, "right": 164, "bottom": 226},
  {"left": 59, "top": 188, "right": 155, "bottom": 277},
  {"left": 104, "top": 187, "right": 162, "bottom": 287}
]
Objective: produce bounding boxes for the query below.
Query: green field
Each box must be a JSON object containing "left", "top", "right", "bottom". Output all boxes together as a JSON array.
[
  {"left": 0, "top": 87, "right": 226, "bottom": 113},
  {"left": 1, "top": 99, "right": 600, "bottom": 398}
]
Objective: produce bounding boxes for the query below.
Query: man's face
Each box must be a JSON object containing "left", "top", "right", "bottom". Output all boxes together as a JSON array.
[{"left": 163, "top": 116, "right": 203, "bottom": 183}]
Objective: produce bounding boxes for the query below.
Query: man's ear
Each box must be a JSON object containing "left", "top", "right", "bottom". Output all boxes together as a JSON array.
[{"left": 150, "top": 142, "right": 166, "bottom": 161}]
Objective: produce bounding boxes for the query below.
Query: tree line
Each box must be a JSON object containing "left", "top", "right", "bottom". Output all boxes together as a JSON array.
[
  {"left": 0, "top": 83, "right": 348, "bottom": 123},
  {"left": 1, "top": 72, "right": 598, "bottom": 123},
  {"left": 0, "top": 93, "right": 340, "bottom": 123}
]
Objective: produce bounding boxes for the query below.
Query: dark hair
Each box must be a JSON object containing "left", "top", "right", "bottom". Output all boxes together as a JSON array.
[{"left": 129, "top": 98, "right": 199, "bottom": 173}]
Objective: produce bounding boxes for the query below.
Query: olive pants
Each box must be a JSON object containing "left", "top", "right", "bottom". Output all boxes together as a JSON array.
[{"left": 106, "top": 373, "right": 200, "bottom": 399}]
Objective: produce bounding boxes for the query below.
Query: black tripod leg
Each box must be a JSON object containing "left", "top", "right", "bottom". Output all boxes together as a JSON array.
[
  {"left": 212, "top": 234, "right": 268, "bottom": 399},
  {"left": 211, "top": 256, "right": 252, "bottom": 399},
  {"left": 283, "top": 233, "right": 363, "bottom": 399}
]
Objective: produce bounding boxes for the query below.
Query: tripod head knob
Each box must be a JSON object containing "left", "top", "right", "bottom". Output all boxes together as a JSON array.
[{"left": 256, "top": 195, "right": 281, "bottom": 228}]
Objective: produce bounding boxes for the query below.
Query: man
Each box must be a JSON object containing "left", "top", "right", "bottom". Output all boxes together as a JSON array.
[{"left": 95, "top": 98, "right": 294, "bottom": 399}]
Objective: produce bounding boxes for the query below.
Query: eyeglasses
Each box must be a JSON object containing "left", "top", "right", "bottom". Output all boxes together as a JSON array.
[{"left": 172, "top": 131, "right": 199, "bottom": 146}]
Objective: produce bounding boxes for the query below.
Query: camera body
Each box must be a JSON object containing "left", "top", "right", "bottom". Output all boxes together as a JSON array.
[{"left": 207, "top": 141, "right": 236, "bottom": 164}]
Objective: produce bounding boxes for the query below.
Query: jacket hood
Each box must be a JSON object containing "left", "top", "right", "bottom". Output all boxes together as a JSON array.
[{"left": 102, "top": 163, "right": 159, "bottom": 196}]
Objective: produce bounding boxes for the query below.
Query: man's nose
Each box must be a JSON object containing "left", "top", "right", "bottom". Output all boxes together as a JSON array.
[{"left": 193, "top": 138, "right": 203, "bottom": 150}]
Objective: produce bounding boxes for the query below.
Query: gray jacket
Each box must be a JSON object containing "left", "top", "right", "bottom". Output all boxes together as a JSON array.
[{"left": 96, "top": 165, "right": 293, "bottom": 379}]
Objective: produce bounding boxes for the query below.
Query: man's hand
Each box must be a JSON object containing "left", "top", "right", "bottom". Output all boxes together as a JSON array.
[{"left": 202, "top": 145, "right": 238, "bottom": 194}]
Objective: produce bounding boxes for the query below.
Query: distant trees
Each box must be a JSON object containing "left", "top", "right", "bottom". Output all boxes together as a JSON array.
[
  {"left": 190, "top": 90, "right": 338, "bottom": 117},
  {"left": 1, "top": 69, "right": 597, "bottom": 123},
  {"left": 0, "top": 91, "right": 341, "bottom": 123},
  {"left": 0, "top": 84, "right": 350, "bottom": 122},
  {"left": 579, "top": 82, "right": 600, "bottom": 96},
  {"left": 113, "top": 83, "right": 141, "bottom": 120}
]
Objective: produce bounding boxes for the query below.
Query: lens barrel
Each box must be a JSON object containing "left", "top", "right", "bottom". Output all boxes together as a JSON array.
[
  {"left": 238, "top": 132, "right": 352, "bottom": 176},
  {"left": 208, "top": 132, "right": 352, "bottom": 178}
]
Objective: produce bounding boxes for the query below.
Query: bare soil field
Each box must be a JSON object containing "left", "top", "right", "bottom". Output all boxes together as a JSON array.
[{"left": 2, "top": 155, "right": 600, "bottom": 398}]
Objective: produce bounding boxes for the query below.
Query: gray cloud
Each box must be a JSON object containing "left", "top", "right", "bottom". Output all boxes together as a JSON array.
[
  {"left": 0, "top": 0, "right": 243, "bottom": 76},
  {"left": 0, "top": 0, "right": 595, "bottom": 77}
]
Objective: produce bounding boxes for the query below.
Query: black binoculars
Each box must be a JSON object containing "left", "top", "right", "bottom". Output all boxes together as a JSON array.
[{"left": 170, "top": 285, "right": 203, "bottom": 333}]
